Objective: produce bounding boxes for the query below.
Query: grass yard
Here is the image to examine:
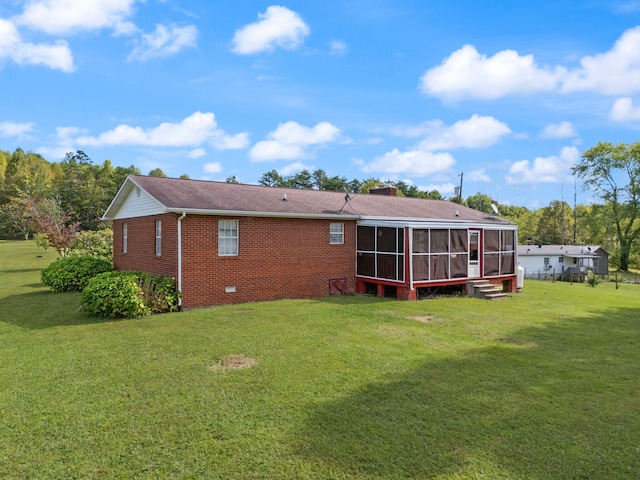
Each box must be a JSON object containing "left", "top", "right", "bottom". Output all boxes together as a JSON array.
[{"left": 1, "top": 240, "right": 639, "bottom": 479}]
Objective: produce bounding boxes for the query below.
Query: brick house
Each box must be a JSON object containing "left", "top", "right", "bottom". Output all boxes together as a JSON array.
[{"left": 103, "top": 175, "right": 518, "bottom": 309}]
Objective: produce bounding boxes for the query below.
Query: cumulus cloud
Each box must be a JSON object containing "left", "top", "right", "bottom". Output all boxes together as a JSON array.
[
  {"left": 562, "top": 26, "right": 640, "bottom": 95},
  {"left": 231, "top": 6, "right": 310, "bottom": 55},
  {"left": 421, "top": 26, "right": 640, "bottom": 100},
  {"left": 0, "top": 121, "right": 35, "bottom": 138},
  {"left": 250, "top": 121, "right": 341, "bottom": 161},
  {"left": 421, "top": 44, "right": 562, "bottom": 100},
  {"left": 65, "top": 112, "right": 248, "bottom": 151},
  {"left": 279, "top": 161, "right": 315, "bottom": 175},
  {"left": 466, "top": 168, "right": 491, "bottom": 182},
  {"left": 362, "top": 149, "right": 456, "bottom": 177},
  {"left": 506, "top": 146, "right": 579, "bottom": 184},
  {"left": 17, "top": 0, "right": 138, "bottom": 36},
  {"left": 539, "top": 121, "right": 578, "bottom": 139},
  {"left": 418, "top": 115, "right": 511, "bottom": 150},
  {"left": 128, "top": 24, "right": 198, "bottom": 61},
  {"left": 203, "top": 162, "right": 223, "bottom": 174},
  {"left": 0, "top": 18, "right": 74, "bottom": 72},
  {"left": 610, "top": 97, "right": 640, "bottom": 121},
  {"left": 187, "top": 148, "right": 206, "bottom": 159}
]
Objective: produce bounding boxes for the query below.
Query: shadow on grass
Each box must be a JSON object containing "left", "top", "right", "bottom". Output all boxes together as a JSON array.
[
  {"left": 293, "top": 308, "right": 640, "bottom": 479},
  {"left": 0, "top": 290, "right": 118, "bottom": 329}
]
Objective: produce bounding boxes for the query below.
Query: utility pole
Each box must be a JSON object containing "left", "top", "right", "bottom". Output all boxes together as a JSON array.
[
  {"left": 457, "top": 172, "right": 463, "bottom": 204},
  {"left": 573, "top": 175, "right": 577, "bottom": 244}
]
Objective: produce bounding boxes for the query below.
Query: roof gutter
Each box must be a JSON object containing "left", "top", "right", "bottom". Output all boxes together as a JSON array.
[
  {"left": 177, "top": 211, "right": 186, "bottom": 311},
  {"left": 165, "top": 208, "right": 360, "bottom": 220}
]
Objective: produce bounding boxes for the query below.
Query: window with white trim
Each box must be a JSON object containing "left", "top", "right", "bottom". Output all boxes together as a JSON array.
[
  {"left": 218, "top": 219, "right": 238, "bottom": 256},
  {"left": 155, "top": 220, "right": 162, "bottom": 256},
  {"left": 123, "top": 223, "right": 127, "bottom": 254},
  {"left": 330, "top": 223, "right": 344, "bottom": 244}
]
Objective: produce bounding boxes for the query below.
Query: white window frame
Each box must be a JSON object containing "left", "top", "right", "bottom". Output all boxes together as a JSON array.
[
  {"left": 155, "top": 220, "right": 162, "bottom": 257},
  {"left": 218, "top": 219, "right": 238, "bottom": 256},
  {"left": 330, "top": 223, "right": 344, "bottom": 245},
  {"left": 123, "top": 223, "right": 128, "bottom": 254}
]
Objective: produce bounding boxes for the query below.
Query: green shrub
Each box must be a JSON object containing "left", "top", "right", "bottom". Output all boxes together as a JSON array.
[
  {"left": 82, "top": 271, "right": 181, "bottom": 318},
  {"left": 82, "top": 271, "right": 149, "bottom": 318},
  {"left": 586, "top": 271, "right": 600, "bottom": 287},
  {"left": 69, "top": 229, "right": 113, "bottom": 260},
  {"left": 41, "top": 256, "right": 114, "bottom": 292}
]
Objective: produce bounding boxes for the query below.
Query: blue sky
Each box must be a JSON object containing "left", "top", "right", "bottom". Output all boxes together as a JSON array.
[{"left": 2, "top": 1, "right": 640, "bottom": 208}]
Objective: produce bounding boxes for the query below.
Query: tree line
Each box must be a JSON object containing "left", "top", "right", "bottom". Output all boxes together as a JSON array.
[{"left": 1, "top": 142, "right": 639, "bottom": 270}]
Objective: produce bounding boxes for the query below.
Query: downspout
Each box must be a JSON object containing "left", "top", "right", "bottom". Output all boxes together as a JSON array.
[
  {"left": 177, "top": 211, "right": 186, "bottom": 311},
  {"left": 408, "top": 226, "right": 414, "bottom": 294}
]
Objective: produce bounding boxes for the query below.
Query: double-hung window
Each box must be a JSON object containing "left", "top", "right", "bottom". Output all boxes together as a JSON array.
[
  {"left": 219, "top": 219, "right": 238, "bottom": 256},
  {"left": 330, "top": 223, "right": 344, "bottom": 244},
  {"left": 155, "top": 220, "right": 162, "bottom": 256}
]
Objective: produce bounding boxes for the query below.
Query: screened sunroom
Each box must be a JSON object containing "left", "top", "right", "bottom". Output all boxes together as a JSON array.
[{"left": 355, "top": 221, "right": 518, "bottom": 300}]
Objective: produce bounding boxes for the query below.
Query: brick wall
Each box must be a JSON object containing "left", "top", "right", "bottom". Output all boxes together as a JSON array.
[
  {"left": 113, "top": 213, "right": 178, "bottom": 279},
  {"left": 114, "top": 214, "right": 356, "bottom": 308}
]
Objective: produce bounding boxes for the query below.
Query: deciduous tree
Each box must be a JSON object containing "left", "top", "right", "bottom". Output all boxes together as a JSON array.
[{"left": 573, "top": 141, "right": 640, "bottom": 270}]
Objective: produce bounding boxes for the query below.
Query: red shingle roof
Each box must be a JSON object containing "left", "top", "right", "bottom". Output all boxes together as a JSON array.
[{"left": 120, "top": 175, "right": 511, "bottom": 224}]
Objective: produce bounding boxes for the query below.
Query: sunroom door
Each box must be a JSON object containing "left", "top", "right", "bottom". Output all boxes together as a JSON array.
[{"left": 468, "top": 230, "right": 480, "bottom": 278}]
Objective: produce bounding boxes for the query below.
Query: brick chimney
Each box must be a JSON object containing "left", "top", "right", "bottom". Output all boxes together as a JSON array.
[{"left": 369, "top": 186, "right": 398, "bottom": 196}]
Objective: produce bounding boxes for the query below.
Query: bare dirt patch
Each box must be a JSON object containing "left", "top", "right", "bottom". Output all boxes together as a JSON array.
[
  {"left": 209, "top": 354, "right": 258, "bottom": 371},
  {"left": 409, "top": 315, "right": 435, "bottom": 323}
]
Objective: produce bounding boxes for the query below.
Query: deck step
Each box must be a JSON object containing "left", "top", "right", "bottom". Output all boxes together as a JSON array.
[{"left": 467, "top": 281, "right": 508, "bottom": 300}]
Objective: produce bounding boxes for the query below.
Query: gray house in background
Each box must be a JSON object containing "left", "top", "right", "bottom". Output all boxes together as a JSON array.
[{"left": 517, "top": 245, "right": 609, "bottom": 280}]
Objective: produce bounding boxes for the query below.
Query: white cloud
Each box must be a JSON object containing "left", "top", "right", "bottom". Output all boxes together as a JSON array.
[
  {"left": 466, "top": 168, "right": 491, "bottom": 182},
  {"left": 539, "top": 121, "right": 578, "bottom": 139},
  {"left": 417, "top": 182, "right": 456, "bottom": 196},
  {"left": 421, "top": 44, "right": 562, "bottom": 100},
  {"left": 0, "top": 18, "right": 74, "bottom": 72},
  {"left": 231, "top": 6, "right": 310, "bottom": 55},
  {"left": 362, "top": 149, "right": 455, "bottom": 176},
  {"left": 279, "top": 161, "right": 315, "bottom": 175},
  {"left": 68, "top": 112, "right": 247, "bottom": 150},
  {"left": 187, "top": 148, "right": 206, "bottom": 159},
  {"left": 506, "top": 146, "right": 580, "bottom": 184},
  {"left": 421, "top": 26, "right": 640, "bottom": 100},
  {"left": 212, "top": 132, "right": 250, "bottom": 150},
  {"left": 610, "top": 97, "right": 640, "bottom": 121},
  {"left": 128, "top": 24, "right": 198, "bottom": 61},
  {"left": 562, "top": 26, "right": 640, "bottom": 95},
  {"left": 329, "top": 40, "right": 347, "bottom": 55},
  {"left": 203, "top": 162, "right": 223, "bottom": 174},
  {"left": 250, "top": 121, "right": 341, "bottom": 161},
  {"left": 418, "top": 115, "right": 511, "bottom": 150},
  {"left": 0, "top": 121, "right": 35, "bottom": 138},
  {"left": 17, "top": 0, "right": 138, "bottom": 36}
]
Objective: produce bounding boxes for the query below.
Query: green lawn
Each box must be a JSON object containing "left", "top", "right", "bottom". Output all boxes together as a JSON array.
[{"left": 1, "top": 240, "right": 639, "bottom": 479}]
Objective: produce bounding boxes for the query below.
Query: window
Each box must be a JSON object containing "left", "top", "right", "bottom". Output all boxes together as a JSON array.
[
  {"left": 412, "top": 228, "right": 469, "bottom": 281},
  {"left": 356, "top": 225, "right": 404, "bottom": 281},
  {"left": 155, "top": 220, "right": 162, "bottom": 256},
  {"left": 483, "top": 229, "right": 516, "bottom": 277},
  {"left": 218, "top": 219, "right": 238, "bottom": 256},
  {"left": 330, "top": 223, "right": 344, "bottom": 244},
  {"left": 123, "top": 223, "right": 128, "bottom": 254},
  {"left": 559, "top": 256, "right": 564, "bottom": 263}
]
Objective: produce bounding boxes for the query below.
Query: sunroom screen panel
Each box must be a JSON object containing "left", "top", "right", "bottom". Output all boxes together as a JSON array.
[
  {"left": 412, "top": 229, "right": 428, "bottom": 253},
  {"left": 413, "top": 256, "right": 429, "bottom": 281},
  {"left": 450, "top": 229, "right": 468, "bottom": 253},
  {"left": 430, "top": 254, "right": 449, "bottom": 280},
  {"left": 377, "top": 254, "right": 397, "bottom": 279},
  {"left": 357, "top": 252, "right": 375, "bottom": 277},
  {"left": 501, "top": 253, "right": 515, "bottom": 274},
  {"left": 450, "top": 253, "right": 468, "bottom": 278},
  {"left": 430, "top": 230, "right": 449, "bottom": 253}
]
